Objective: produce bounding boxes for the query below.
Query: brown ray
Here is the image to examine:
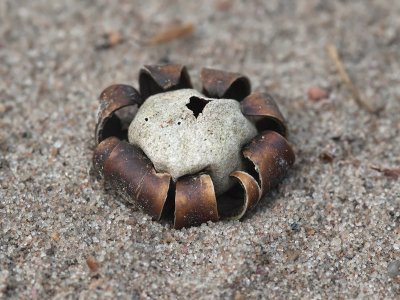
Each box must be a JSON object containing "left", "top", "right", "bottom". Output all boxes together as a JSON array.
[
  {"left": 96, "top": 141, "right": 171, "bottom": 220},
  {"left": 241, "top": 92, "right": 287, "bottom": 137},
  {"left": 139, "top": 64, "right": 192, "bottom": 99},
  {"left": 174, "top": 174, "right": 219, "bottom": 229},
  {"left": 242, "top": 130, "right": 295, "bottom": 197},
  {"left": 200, "top": 68, "right": 251, "bottom": 101},
  {"left": 95, "top": 84, "right": 142, "bottom": 144}
]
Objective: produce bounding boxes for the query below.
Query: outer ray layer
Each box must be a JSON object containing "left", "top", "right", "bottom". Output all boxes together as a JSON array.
[
  {"left": 200, "top": 68, "right": 251, "bottom": 101},
  {"left": 174, "top": 174, "right": 219, "bottom": 229},
  {"left": 95, "top": 84, "right": 142, "bottom": 144},
  {"left": 242, "top": 130, "right": 295, "bottom": 197},
  {"left": 139, "top": 64, "right": 192, "bottom": 99}
]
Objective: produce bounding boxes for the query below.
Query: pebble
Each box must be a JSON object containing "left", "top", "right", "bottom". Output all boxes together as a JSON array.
[
  {"left": 387, "top": 260, "right": 400, "bottom": 277},
  {"left": 307, "top": 87, "right": 329, "bottom": 101}
]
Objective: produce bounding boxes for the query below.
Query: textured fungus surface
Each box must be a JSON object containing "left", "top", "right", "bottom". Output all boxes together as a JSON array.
[{"left": 128, "top": 89, "right": 258, "bottom": 195}]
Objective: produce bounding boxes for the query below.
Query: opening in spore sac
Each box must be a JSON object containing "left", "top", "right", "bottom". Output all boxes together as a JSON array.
[{"left": 186, "top": 96, "right": 210, "bottom": 118}]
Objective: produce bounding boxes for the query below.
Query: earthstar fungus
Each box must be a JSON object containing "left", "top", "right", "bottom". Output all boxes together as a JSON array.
[{"left": 93, "top": 64, "right": 295, "bottom": 229}]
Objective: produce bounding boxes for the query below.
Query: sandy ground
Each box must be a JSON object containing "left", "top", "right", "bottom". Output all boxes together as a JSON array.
[{"left": 1, "top": 0, "right": 399, "bottom": 299}]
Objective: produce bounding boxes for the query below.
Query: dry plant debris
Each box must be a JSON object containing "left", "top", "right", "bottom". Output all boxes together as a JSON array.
[
  {"left": 371, "top": 166, "right": 400, "bottom": 179},
  {"left": 86, "top": 256, "right": 99, "bottom": 273},
  {"left": 326, "top": 44, "right": 379, "bottom": 113},
  {"left": 147, "top": 23, "right": 194, "bottom": 45},
  {"left": 308, "top": 86, "right": 329, "bottom": 101},
  {"left": 95, "top": 31, "right": 124, "bottom": 50}
]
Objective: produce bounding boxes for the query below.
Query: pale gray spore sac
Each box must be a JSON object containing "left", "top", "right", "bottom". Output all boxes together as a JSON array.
[{"left": 128, "top": 89, "right": 257, "bottom": 195}]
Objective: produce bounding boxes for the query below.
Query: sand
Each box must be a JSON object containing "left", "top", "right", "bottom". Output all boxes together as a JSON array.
[{"left": 0, "top": 0, "right": 399, "bottom": 298}]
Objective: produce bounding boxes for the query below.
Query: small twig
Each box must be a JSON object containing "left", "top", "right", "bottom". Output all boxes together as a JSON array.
[
  {"left": 371, "top": 166, "right": 400, "bottom": 179},
  {"left": 147, "top": 23, "right": 194, "bottom": 45},
  {"left": 326, "top": 44, "right": 378, "bottom": 114}
]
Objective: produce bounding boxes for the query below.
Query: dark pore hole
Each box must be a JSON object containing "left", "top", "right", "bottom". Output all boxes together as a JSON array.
[
  {"left": 218, "top": 183, "right": 245, "bottom": 219},
  {"left": 244, "top": 158, "right": 261, "bottom": 188},
  {"left": 186, "top": 96, "right": 210, "bottom": 118},
  {"left": 160, "top": 179, "right": 176, "bottom": 221}
]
